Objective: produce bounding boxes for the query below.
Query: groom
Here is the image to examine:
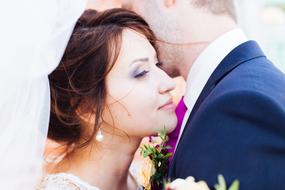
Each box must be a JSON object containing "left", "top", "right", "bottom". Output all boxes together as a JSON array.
[{"left": 127, "top": 0, "right": 285, "bottom": 189}]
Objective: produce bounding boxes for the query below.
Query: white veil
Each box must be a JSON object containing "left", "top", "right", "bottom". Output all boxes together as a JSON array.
[{"left": 0, "top": 0, "right": 87, "bottom": 189}]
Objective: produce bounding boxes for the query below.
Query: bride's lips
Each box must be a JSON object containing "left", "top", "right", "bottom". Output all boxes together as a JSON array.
[{"left": 159, "top": 99, "right": 176, "bottom": 111}]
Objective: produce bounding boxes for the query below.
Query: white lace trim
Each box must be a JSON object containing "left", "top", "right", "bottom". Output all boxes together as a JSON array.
[
  {"left": 38, "top": 173, "right": 100, "bottom": 190},
  {"left": 38, "top": 172, "right": 144, "bottom": 190}
]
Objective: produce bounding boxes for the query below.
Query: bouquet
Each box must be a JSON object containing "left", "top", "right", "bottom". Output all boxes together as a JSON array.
[
  {"left": 140, "top": 129, "right": 239, "bottom": 190},
  {"left": 140, "top": 129, "right": 172, "bottom": 190}
]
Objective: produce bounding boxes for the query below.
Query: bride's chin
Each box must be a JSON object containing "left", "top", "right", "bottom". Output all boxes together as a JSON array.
[
  {"left": 166, "top": 124, "right": 176, "bottom": 133},
  {"left": 157, "top": 122, "right": 177, "bottom": 135},
  {"left": 164, "top": 117, "right": 178, "bottom": 134}
]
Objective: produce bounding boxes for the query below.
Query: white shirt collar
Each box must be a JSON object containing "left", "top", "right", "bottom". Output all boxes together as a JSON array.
[{"left": 183, "top": 28, "right": 248, "bottom": 112}]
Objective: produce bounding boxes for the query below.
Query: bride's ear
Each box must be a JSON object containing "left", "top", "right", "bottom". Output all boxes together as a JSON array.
[
  {"left": 75, "top": 104, "right": 97, "bottom": 125},
  {"left": 164, "top": 0, "right": 176, "bottom": 8}
]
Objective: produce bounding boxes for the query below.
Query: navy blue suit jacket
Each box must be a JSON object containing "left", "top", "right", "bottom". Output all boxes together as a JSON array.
[{"left": 168, "top": 41, "right": 285, "bottom": 190}]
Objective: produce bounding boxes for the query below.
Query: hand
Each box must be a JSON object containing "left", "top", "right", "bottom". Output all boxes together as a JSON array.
[{"left": 166, "top": 177, "right": 210, "bottom": 190}]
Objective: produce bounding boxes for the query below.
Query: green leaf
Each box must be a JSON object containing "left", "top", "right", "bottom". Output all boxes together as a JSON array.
[
  {"left": 143, "top": 151, "right": 150, "bottom": 158},
  {"left": 214, "top": 175, "right": 240, "bottom": 190},
  {"left": 164, "top": 146, "right": 172, "bottom": 150},
  {"left": 158, "top": 127, "right": 168, "bottom": 143},
  {"left": 228, "top": 180, "right": 239, "bottom": 190},
  {"left": 164, "top": 153, "right": 172, "bottom": 158},
  {"left": 214, "top": 175, "right": 227, "bottom": 190}
]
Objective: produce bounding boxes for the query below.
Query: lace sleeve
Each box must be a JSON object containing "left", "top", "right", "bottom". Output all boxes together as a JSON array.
[{"left": 38, "top": 175, "right": 82, "bottom": 190}]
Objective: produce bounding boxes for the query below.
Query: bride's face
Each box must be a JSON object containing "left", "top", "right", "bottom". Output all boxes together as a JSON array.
[{"left": 104, "top": 29, "right": 177, "bottom": 137}]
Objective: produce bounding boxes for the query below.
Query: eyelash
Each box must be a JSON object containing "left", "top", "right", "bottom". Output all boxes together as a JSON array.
[
  {"left": 134, "top": 70, "right": 149, "bottom": 78},
  {"left": 133, "top": 62, "right": 163, "bottom": 78},
  {"left": 156, "top": 61, "right": 163, "bottom": 68}
]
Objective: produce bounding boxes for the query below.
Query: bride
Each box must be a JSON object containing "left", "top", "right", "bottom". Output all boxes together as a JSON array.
[{"left": 38, "top": 9, "right": 177, "bottom": 190}]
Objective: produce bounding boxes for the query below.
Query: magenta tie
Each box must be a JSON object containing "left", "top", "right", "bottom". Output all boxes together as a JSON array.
[{"left": 166, "top": 96, "right": 187, "bottom": 155}]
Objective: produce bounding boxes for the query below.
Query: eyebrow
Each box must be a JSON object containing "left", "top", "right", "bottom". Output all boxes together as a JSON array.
[{"left": 129, "top": 58, "right": 149, "bottom": 67}]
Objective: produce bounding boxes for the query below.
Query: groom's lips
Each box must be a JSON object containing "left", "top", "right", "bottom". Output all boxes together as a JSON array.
[{"left": 159, "top": 99, "right": 176, "bottom": 111}]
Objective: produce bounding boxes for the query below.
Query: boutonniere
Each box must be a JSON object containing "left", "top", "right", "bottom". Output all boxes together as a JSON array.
[{"left": 140, "top": 128, "right": 172, "bottom": 190}]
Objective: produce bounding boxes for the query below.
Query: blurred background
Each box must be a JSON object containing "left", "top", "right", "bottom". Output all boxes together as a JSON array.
[{"left": 237, "top": 0, "right": 285, "bottom": 72}]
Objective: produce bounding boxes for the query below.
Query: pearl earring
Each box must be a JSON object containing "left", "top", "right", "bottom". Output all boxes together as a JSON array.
[{"left": 96, "top": 129, "right": 104, "bottom": 142}]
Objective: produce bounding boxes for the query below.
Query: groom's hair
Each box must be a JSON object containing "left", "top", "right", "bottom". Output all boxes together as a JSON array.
[{"left": 192, "top": 0, "right": 237, "bottom": 21}]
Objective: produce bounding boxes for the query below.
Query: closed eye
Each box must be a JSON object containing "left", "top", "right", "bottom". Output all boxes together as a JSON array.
[
  {"left": 156, "top": 61, "right": 163, "bottom": 68},
  {"left": 134, "top": 70, "right": 149, "bottom": 78}
]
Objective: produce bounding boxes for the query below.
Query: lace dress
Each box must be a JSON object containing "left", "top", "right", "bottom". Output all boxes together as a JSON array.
[
  {"left": 38, "top": 173, "right": 144, "bottom": 190},
  {"left": 38, "top": 173, "right": 100, "bottom": 190}
]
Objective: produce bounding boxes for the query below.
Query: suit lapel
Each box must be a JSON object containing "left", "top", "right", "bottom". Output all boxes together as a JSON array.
[{"left": 169, "top": 41, "right": 266, "bottom": 177}]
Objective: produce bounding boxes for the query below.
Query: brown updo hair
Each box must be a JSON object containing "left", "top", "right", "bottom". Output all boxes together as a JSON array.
[{"left": 48, "top": 9, "right": 157, "bottom": 151}]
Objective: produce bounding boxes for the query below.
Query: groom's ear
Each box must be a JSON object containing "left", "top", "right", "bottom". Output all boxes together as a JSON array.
[{"left": 164, "top": 0, "right": 176, "bottom": 8}]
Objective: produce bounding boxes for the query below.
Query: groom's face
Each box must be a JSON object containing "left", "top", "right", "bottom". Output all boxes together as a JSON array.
[{"left": 126, "top": 0, "right": 182, "bottom": 77}]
